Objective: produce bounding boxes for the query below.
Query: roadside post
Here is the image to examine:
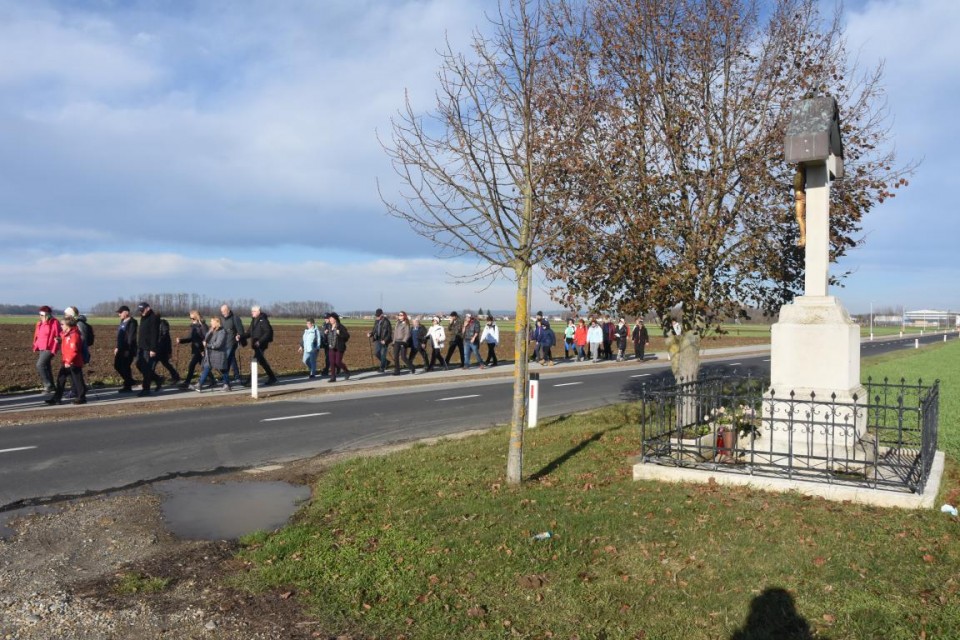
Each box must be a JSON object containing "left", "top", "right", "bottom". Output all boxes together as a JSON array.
[
  {"left": 251, "top": 359, "right": 259, "bottom": 399},
  {"left": 527, "top": 372, "right": 540, "bottom": 429}
]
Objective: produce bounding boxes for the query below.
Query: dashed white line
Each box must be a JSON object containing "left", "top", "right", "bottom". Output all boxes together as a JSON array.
[
  {"left": 436, "top": 394, "right": 481, "bottom": 402},
  {"left": 261, "top": 412, "right": 330, "bottom": 423},
  {"left": 553, "top": 382, "right": 582, "bottom": 387},
  {"left": 761, "top": 359, "right": 770, "bottom": 362},
  {"left": 630, "top": 374, "right": 652, "bottom": 378},
  {"left": 727, "top": 362, "right": 742, "bottom": 366},
  {"left": 0, "top": 446, "right": 37, "bottom": 455}
]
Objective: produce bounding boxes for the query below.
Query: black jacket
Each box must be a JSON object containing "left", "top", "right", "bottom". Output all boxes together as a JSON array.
[
  {"left": 138, "top": 310, "right": 159, "bottom": 352},
  {"left": 178, "top": 321, "right": 208, "bottom": 355},
  {"left": 220, "top": 312, "right": 245, "bottom": 346},
  {"left": 325, "top": 322, "right": 350, "bottom": 352},
  {"left": 371, "top": 316, "right": 393, "bottom": 344},
  {"left": 116, "top": 317, "right": 138, "bottom": 356},
  {"left": 243, "top": 313, "right": 274, "bottom": 348}
]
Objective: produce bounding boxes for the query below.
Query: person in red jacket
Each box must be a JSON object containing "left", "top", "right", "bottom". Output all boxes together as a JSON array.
[
  {"left": 44, "top": 316, "right": 87, "bottom": 405},
  {"left": 32, "top": 305, "right": 62, "bottom": 393}
]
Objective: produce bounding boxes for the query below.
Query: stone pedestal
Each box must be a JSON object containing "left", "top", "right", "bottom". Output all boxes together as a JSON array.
[{"left": 760, "top": 295, "right": 874, "bottom": 470}]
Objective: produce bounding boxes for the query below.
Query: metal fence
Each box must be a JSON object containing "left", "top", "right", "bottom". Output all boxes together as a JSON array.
[{"left": 639, "top": 376, "right": 939, "bottom": 494}]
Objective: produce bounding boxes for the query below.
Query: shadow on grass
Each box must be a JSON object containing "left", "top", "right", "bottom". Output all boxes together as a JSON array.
[
  {"left": 527, "top": 421, "right": 626, "bottom": 482},
  {"left": 729, "top": 587, "right": 823, "bottom": 640}
]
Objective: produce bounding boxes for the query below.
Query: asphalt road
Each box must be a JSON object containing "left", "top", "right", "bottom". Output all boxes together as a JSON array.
[{"left": 0, "top": 333, "right": 949, "bottom": 510}]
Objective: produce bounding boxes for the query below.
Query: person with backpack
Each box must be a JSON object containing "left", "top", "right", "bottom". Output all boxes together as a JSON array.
[
  {"left": 153, "top": 314, "right": 181, "bottom": 388},
  {"left": 323, "top": 312, "right": 351, "bottom": 382},
  {"left": 537, "top": 319, "right": 556, "bottom": 365},
  {"left": 177, "top": 310, "right": 208, "bottom": 389},
  {"left": 64, "top": 307, "right": 94, "bottom": 365},
  {"left": 114, "top": 305, "right": 138, "bottom": 392},
  {"left": 240, "top": 306, "right": 278, "bottom": 386},
  {"left": 32, "top": 305, "right": 62, "bottom": 393},
  {"left": 298, "top": 318, "right": 324, "bottom": 379},
  {"left": 44, "top": 314, "right": 87, "bottom": 405}
]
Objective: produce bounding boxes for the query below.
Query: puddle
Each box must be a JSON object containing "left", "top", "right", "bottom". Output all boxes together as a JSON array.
[
  {"left": 0, "top": 505, "right": 57, "bottom": 540},
  {"left": 156, "top": 478, "right": 310, "bottom": 540}
]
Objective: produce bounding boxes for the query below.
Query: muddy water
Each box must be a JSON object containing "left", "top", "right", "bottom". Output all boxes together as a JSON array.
[{"left": 156, "top": 479, "right": 310, "bottom": 540}]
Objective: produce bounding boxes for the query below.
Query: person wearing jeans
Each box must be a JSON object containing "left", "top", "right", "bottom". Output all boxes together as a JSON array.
[{"left": 32, "top": 305, "right": 61, "bottom": 392}]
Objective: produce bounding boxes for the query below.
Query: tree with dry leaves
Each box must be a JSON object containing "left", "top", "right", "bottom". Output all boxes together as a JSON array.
[
  {"left": 541, "top": 0, "right": 912, "bottom": 381},
  {"left": 380, "top": 0, "right": 593, "bottom": 484}
]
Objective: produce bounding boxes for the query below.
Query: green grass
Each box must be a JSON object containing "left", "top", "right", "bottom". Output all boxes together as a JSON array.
[
  {"left": 113, "top": 572, "right": 171, "bottom": 595},
  {"left": 235, "top": 342, "right": 960, "bottom": 639}
]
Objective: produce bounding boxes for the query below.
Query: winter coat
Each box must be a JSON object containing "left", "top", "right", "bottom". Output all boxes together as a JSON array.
[
  {"left": 587, "top": 324, "right": 603, "bottom": 344},
  {"left": 138, "top": 310, "right": 160, "bottom": 352},
  {"left": 463, "top": 318, "right": 481, "bottom": 343},
  {"left": 178, "top": 321, "right": 207, "bottom": 355},
  {"left": 244, "top": 313, "right": 274, "bottom": 348},
  {"left": 448, "top": 316, "right": 463, "bottom": 337},
  {"left": 394, "top": 319, "right": 411, "bottom": 346},
  {"left": 33, "top": 317, "right": 62, "bottom": 353},
  {"left": 564, "top": 324, "right": 576, "bottom": 343},
  {"left": 203, "top": 327, "right": 228, "bottom": 370},
  {"left": 538, "top": 326, "right": 556, "bottom": 348},
  {"left": 411, "top": 325, "right": 427, "bottom": 350},
  {"left": 302, "top": 325, "right": 323, "bottom": 352},
  {"left": 325, "top": 322, "right": 350, "bottom": 352},
  {"left": 427, "top": 324, "right": 446, "bottom": 349},
  {"left": 614, "top": 323, "right": 629, "bottom": 349},
  {"left": 221, "top": 312, "right": 245, "bottom": 346},
  {"left": 480, "top": 323, "right": 499, "bottom": 345},
  {"left": 370, "top": 316, "right": 393, "bottom": 344},
  {"left": 574, "top": 325, "right": 588, "bottom": 347},
  {"left": 60, "top": 325, "right": 84, "bottom": 368},
  {"left": 116, "top": 317, "right": 138, "bottom": 356},
  {"left": 632, "top": 324, "right": 649, "bottom": 345}
]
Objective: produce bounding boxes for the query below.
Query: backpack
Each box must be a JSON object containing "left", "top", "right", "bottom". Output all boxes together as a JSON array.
[
  {"left": 158, "top": 318, "right": 172, "bottom": 357},
  {"left": 77, "top": 319, "right": 94, "bottom": 363}
]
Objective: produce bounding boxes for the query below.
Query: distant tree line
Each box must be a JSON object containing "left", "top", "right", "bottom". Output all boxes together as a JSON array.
[{"left": 87, "top": 294, "right": 334, "bottom": 319}]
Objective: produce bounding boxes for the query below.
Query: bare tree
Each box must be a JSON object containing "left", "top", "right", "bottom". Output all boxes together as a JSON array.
[
  {"left": 542, "top": 0, "right": 913, "bottom": 381},
  {"left": 380, "top": 0, "right": 591, "bottom": 484}
]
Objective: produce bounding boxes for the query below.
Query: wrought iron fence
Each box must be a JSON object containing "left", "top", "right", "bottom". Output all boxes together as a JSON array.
[{"left": 639, "top": 375, "right": 939, "bottom": 494}]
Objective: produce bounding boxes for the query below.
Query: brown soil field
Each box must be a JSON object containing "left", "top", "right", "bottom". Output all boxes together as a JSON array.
[{"left": 2, "top": 321, "right": 766, "bottom": 393}]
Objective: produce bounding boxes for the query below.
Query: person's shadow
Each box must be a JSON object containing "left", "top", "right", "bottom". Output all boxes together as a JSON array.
[{"left": 729, "top": 587, "right": 823, "bottom": 640}]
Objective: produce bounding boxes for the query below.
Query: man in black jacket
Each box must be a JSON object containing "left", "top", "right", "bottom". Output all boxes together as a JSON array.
[
  {"left": 220, "top": 304, "right": 246, "bottom": 386},
  {"left": 113, "top": 305, "right": 138, "bottom": 393},
  {"left": 241, "top": 306, "right": 278, "bottom": 385},
  {"left": 135, "top": 301, "right": 160, "bottom": 397},
  {"left": 367, "top": 308, "right": 393, "bottom": 373}
]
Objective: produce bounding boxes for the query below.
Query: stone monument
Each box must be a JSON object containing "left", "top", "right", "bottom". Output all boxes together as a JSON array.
[{"left": 763, "top": 96, "right": 873, "bottom": 469}]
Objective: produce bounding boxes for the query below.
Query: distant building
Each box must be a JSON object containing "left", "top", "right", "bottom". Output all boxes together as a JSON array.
[{"left": 904, "top": 309, "right": 956, "bottom": 327}]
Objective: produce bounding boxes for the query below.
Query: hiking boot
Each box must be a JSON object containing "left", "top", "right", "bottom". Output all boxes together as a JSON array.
[
  {"left": 72, "top": 398, "right": 87, "bottom": 405},
  {"left": 154, "top": 376, "right": 165, "bottom": 391}
]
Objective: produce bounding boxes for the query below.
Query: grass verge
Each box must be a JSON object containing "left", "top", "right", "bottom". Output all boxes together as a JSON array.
[{"left": 235, "top": 342, "right": 960, "bottom": 639}]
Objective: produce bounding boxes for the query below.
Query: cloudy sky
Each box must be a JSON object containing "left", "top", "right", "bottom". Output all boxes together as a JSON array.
[{"left": 0, "top": 0, "right": 955, "bottom": 315}]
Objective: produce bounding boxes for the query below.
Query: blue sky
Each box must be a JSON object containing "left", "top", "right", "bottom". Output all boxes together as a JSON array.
[{"left": 0, "top": 0, "right": 955, "bottom": 315}]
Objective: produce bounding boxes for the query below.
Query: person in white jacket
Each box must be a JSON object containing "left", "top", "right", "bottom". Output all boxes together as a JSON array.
[
  {"left": 426, "top": 316, "right": 448, "bottom": 371},
  {"left": 480, "top": 315, "right": 500, "bottom": 366},
  {"left": 587, "top": 318, "right": 604, "bottom": 362}
]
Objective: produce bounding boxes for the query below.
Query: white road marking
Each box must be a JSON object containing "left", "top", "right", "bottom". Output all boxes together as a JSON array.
[
  {"left": 630, "top": 374, "right": 652, "bottom": 378},
  {"left": 761, "top": 359, "right": 770, "bottom": 362},
  {"left": 0, "top": 446, "right": 37, "bottom": 455},
  {"left": 554, "top": 382, "right": 582, "bottom": 387},
  {"left": 261, "top": 412, "right": 330, "bottom": 423},
  {"left": 437, "top": 394, "right": 481, "bottom": 402},
  {"left": 727, "top": 362, "right": 742, "bottom": 366}
]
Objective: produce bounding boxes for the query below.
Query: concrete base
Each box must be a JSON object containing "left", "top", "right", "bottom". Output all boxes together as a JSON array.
[{"left": 632, "top": 450, "right": 945, "bottom": 509}]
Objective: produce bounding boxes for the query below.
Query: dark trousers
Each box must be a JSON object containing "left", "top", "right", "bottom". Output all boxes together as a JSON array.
[
  {"left": 114, "top": 350, "right": 136, "bottom": 389},
  {"left": 633, "top": 342, "right": 646, "bottom": 361},
  {"left": 602, "top": 340, "right": 612, "bottom": 359},
  {"left": 374, "top": 341, "right": 390, "bottom": 372},
  {"left": 252, "top": 344, "right": 277, "bottom": 380},
  {"left": 225, "top": 343, "right": 242, "bottom": 383},
  {"left": 411, "top": 345, "right": 429, "bottom": 367},
  {"left": 445, "top": 336, "right": 464, "bottom": 366},
  {"left": 51, "top": 365, "right": 86, "bottom": 402},
  {"left": 155, "top": 354, "right": 180, "bottom": 382},
  {"left": 328, "top": 349, "right": 348, "bottom": 380},
  {"left": 428, "top": 346, "right": 447, "bottom": 370},
  {"left": 393, "top": 341, "right": 414, "bottom": 373},
  {"left": 484, "top": 343, "right": 498, "bottom": 365},
  {"left": 136, "top": 350, "right": 158, "bottom": 391},
  {"left": 182, "top": 351, "right": 203, "bottom": 385}
]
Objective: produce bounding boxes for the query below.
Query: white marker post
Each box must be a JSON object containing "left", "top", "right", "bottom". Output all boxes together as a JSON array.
[
  {"left": 251, "top": 359, "right": 259, "bottom": 399},
  {"left": 527, "top": 372, "right": 540, "bottom": 430},
  {"left": 915, "top": 338, "right": 919, "bottom": 350}
]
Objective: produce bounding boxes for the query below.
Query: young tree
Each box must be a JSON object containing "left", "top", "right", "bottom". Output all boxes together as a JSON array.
[
  {"left": 380, "top": 0, "right": 591, "bottom": 483},
  {"left": 543, "top": 0, "right": 912, "bottom": 381}
]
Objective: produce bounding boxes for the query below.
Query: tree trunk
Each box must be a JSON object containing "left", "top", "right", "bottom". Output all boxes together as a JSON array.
[
  {"left": 666, "top": 332, "right": 702, "bottom": 428},
  {"left": 506, "top": 263, "right": 531, "bottom": 485}
]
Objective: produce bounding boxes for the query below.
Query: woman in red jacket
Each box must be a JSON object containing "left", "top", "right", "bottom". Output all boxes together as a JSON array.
[
  {"left": 573, "top": 318, "right": 588, "bottom": 362},
  {"left": 45, "top": 316, "right": 87, "bottom": 405}
]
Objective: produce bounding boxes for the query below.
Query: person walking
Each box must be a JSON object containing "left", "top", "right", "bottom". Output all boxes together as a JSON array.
[
  {"left": 64, "top": 306, "right": 94, "bottom": 365},
  {"left": 426, "top": 316, "right": 448, "bottom": 371},
  {"left": 152, "top": 314, "right": 181, "bottom": 388},
  {"left": 632, "top": 318, "right": 650, "bottom": 361},
  {"left": 391, "top": 311, "right": 416, "bottom": 375},
  {"left": 298, "top": 318, "right": 324, "bottom": 379},
  {"left": 410, "top": 317, "right": 430, "bottom": 369},
  {"left": 324, "top": 312, "right": 351, "bottom": 382},
  {"left": 135, "top": 301, "right": 161, "bottom": 397},
  {"left": 219, "top": 304, "right": 245, "bottom": 386},
  {"left": 574, "top": 318, "right": 588, "bottom": 362},
  {"left": 32, "top": 305, "right": 62, "bottom": 393},
  {"left": 114, "top": 305, "right": 138, "bottom": 392},
  {"left": 481, "top": 315, "right": 499, "bottom": 366},
  {"left": 563, "top": 319, "right": 576, "bottom": 360},
  {"left": 602, "top": 316, "right": 615, "bottom": 360},
  {"left": 177, "top": 310, "right": 208, "bottom": 389},
  {"left": 537, "top": 320, "right": 556, "bottom": 365},
  {"left": 614, "top": 318, "right": 629, "bottom": 361},
  {"left": 444, "top": 311, "right": 464, "bottom": 367},
  {"left": 587, "top": 318, "right": 603, "bottom": 362},
  {"left": 462, "top": 313, "right": 484, "bottom": 369},
  {"left": 193, "top": 316, "right": 230, "bottom": 392},
  {"left": 44, "top": 314, "right": 87, "bottom": 405},
  {"left": 367, "top": 308, "right": 393, "bottom": 373},
  {"left": 240, "top": 306, "right": 278, "bottom": 386}
]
